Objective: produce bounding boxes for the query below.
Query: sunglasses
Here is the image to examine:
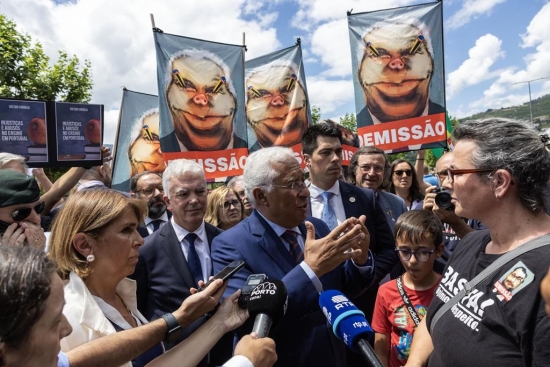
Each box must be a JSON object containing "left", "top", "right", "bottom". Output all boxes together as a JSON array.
[
  {"left": 10, "top": 201, "right": 45, "bottom": 222},
  {"left": 394, "top": 169, "right": 413, "bottom": 177},
  {"left": 221, "top": 199, "right": 241, "bottom": 210}
]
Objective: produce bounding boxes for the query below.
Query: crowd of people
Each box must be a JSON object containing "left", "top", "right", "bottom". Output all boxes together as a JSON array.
[{"left": 1, "top": 118, "right": 550, "bottom": 367}]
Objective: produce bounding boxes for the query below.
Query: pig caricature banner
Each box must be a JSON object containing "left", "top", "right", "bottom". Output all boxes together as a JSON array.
[
  {"left": 111, "top": 89, "right": 163, "bottom": 192},
  {"left": 0, "top": 98, "right": 103, "bottom": 167},
  {"left": 348, "top": 2, "right": 447, "bottom": 152},
  {"left": 245, "top": 44, "right": 311, "bottom": 158},
  {"left": 154, "top": 31, "right": 247, "bottom": 179}
]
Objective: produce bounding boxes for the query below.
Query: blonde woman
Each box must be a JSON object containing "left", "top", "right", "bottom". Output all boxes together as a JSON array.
[{"left": 205, "top": 186, "right": 243, "bottom": 230}]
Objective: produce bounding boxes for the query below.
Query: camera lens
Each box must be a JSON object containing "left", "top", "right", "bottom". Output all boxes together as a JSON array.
[{"left": 435, "top": 190, "right": 454, "bottom": 210}]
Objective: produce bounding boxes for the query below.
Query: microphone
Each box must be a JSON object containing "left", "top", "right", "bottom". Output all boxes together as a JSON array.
[
  {"left": 319, "top": 290, "right": 383, "bottom": 367},
  {"left": 247, "top": 279, "right": 288, "bottom": 338}
]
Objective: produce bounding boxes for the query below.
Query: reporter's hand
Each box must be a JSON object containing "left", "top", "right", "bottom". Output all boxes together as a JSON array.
[
  {"left": 102, "top": 146, "right": 113, "bottom": 163},
  {"left": 234, "top": 332, "right": 277, "bottom": 367},
  {"left": 212, "top": 289, "right": 249, "bottom": 333},
  {"left": 173, "top": 278, "right": 227, "bottom": 327},
  {"left": 304, "top": 218, "right": 366, "bottom": 278}
]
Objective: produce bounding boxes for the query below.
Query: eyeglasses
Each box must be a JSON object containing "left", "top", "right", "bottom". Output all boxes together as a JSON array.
[
  {"left": 395, "top": 248, "right": 435, "bottom": 262},
  {"left": 447, "top": 168, "right": 495, "bottom": 183},
  {"left": 394, "top": 169, "right": 413, "bottom": 177},
  {"left": 359, "top": 164, "right": 384, "bottom": 173},
  {"left": 435, "top": 170, "right": 448, "bottom": 178},
  {"left": 271, "top": 179, "right": 308, "bottom": 192},
  {"left": 136, "top": 185, "right": 164, "bottom": 196},
  {"left": 10, "top": 201, "right": 45, "bottom": 222},
  {"left": 221, "top": 199, "right": 241, "bottom": 210}
]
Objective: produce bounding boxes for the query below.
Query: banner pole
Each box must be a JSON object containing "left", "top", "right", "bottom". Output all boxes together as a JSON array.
[
  {"left": 111, "top": 87, "right": 126, "bottom": 176},
  {"left": 150, "top": 14, "right": 155, "bottom": 29}
]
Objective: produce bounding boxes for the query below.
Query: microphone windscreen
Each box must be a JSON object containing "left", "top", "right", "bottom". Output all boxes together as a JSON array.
[
  {"left": 319, "top": 290, "right": 373, "bottom": 351},
  {"left": 247, "top": 279, "right": 288, "bottom": 324}
]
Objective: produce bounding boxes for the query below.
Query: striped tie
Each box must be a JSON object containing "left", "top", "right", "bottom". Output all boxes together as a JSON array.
[{"left": 281, "top": 230, "right": 304, "bottom": 264}]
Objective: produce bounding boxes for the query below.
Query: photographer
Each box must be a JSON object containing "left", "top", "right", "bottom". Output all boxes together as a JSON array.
[{"left": 423, "top": 152, "right": 484, "bottom": 266}]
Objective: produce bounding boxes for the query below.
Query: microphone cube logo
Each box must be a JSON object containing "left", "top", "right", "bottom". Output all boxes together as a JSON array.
[
  {"left": 249, "top": 281, "right": 277, "bottom": 301},
  {"left": 332, "top": 295, "right": 355, "bottom": 310}
]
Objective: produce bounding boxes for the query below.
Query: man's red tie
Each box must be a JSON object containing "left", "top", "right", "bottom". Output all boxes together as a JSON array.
[{"left": 281, "top": 230, "right": 304, "bottom": 264}]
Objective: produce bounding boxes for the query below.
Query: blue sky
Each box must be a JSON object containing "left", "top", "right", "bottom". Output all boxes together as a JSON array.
[{"left": 2, "top": 0, "right": 550, "bottom": 143}]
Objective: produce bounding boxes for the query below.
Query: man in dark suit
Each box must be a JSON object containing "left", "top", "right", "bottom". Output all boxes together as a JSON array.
[
  {"left": 131, "top": 159, "right": 231, "bottom": 366},
  {"left": 212, "top": 146, "right": 375, "bottom": 367},
  {"left": 302, "top": 122, "right": 396, "bottom": 283},
  {"left": 129, "top": 171, "right": 170, "bottom": 238}
]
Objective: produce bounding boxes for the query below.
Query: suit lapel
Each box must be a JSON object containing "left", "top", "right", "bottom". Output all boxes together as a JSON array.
[
  {"left": 339, "top": 180, "right": 360, "bottom": 219},
  {"left": 160, "top": 222, "right": 196, "bottom": 290},
  {"left": 251, "top": 212, "right": 296, "bottom": 273}
]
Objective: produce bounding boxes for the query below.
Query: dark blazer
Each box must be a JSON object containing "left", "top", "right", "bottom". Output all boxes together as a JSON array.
[
  {"left": 308, "top": 180, "right": 397, "bottom": 282},
  {"left": 131, "top": 220, "right": 229, "bottom": 365},
  {"left": 211, "top": 211, "right": 375, "bottom": 367},
  {"left": 161, "top": 131, "right": 247, "bottom": 152},
  {"left": 137, "top": 211, "right": 172, "bottom": 238},
  {"left": 376, "top": 190, "right": 408, "bottom": 232}
]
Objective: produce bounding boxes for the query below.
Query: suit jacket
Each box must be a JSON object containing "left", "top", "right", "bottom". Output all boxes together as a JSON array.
[
  {"left": 161, "top": 131, "right": 247, "bottom": 152},
  {"left": 376, "top": 190, "right": 408, "bottom": 232},
  {"left": 131, "top": 220, "right": 230, "bottom": 365},
  {"left": 137, "top": 211, "right": 172, "bottom": 238},
  {"left": 211, "top": 211, "right": 375, "bottom": 367},
  {"left": 309, "top": 180, "right": 397, "bottom": 282}
]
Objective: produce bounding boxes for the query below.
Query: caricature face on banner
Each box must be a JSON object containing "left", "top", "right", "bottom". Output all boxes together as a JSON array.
[
  {"left": 128, "top": 109, "right": 166, "bottom": 177},
  {"left": 245, "top": 45, "right": 311, "bottom": 154},
  {"left": 167, "top": 52, "right": 237, "bottom": 151},
  {"left": 348, "top": 2, "right": 446, "bottom": 152}
]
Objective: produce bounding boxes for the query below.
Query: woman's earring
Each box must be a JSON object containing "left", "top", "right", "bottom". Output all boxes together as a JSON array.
[{"left": 86, "top": 253, "right": 95, "bottom": 263}]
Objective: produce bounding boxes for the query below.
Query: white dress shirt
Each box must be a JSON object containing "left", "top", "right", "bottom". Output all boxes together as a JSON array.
[
  {"left": 309, "top": 181, "right": 347, "bottom": 224},
  {"left": 144, "top": 211, "right": 169, "bottom": 235},
  {"left": 171, "top": 218, "right": 212, "bottom": 283}
]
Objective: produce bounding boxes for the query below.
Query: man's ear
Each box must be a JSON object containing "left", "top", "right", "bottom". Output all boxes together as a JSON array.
[
  {"left": 163, "top": 195, "right": 172, "bottom": 212},
  {"left": 252, "top": 187, "right": 268, "bottom": 206},
  {"left": 491, "top": 169, "right": 514, "bottom": 199},
  {"left": 434, "top": 243, "right": 445, "bottom": 258},
  {"left": 72, "top": 232, "right": 94, "bottom": 258},
  {"left": 303, "top": 153, "right": 311, "bottom": 168}
]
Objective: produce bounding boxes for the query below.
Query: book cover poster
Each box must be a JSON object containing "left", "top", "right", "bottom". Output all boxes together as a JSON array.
[
  {"left": 0, "top": 99, "right": 48, "bottom": 163},
  {"left": 55, "top": 102, "right": 103, "bottom": 161},
  {"left": 348, "top": 2, "right": 446, "bottom": 152},
  {"left": 111, "top": 89, "right": 161, "bottom": 192}
]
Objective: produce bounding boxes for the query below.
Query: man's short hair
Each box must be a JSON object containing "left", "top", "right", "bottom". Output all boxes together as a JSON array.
[
  {"left": 130, "top": 171, "right": 162, "bottom": 193},
  {"left": 162, "top": 159, "right": 205, "bottom": 199},
  {"left": 0, "top": 152, "right": 28, "bottom": 171},
  {"left": 394, "top": 210, "right": 443, "bottom": 248},
  {"left": 348, "top": 146, "right": 389, "bottom": 186},
  {"left": 302, "top": 122, "right": 343, "bottom": 156}
]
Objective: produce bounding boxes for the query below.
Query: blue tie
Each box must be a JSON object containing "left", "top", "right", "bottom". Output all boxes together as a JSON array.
[
  {"left": 151, "top": 219, "right": 163, "bottom": 232},
  {"left": 321, "top": 191, "right": 338, "bottom": 230},
  {"left": 185, "top": 233, "right": 203, "bottom": 287}
]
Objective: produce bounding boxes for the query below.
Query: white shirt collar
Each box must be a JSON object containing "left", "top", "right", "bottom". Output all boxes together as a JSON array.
[
  {"left": 256, "top": 211, "right": 301, "bottom": 238},
  {"left": 144, "top": 210, "right": 169, "bottom": 226},
  {"left": 308, "top": 180, "right": 341, "bottom": 200},
  {"left": 171, "top": 217, "right": 206, "bottom": 243}
]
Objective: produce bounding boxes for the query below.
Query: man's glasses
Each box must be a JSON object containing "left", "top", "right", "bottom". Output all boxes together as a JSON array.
[
  {"left": 271, "top": 179, "right": 308, "bottom": 192},
  {"left": 359, "top": 164, "right": 384, "bottom": 174},
  {"left": 435, "top": 170, "right": 448, "bottom": 178},
  {"left": 395, "top": 248, "right": 435, "bottom": 262},
  {"left": 447, "top": 168, "right": 495, "bottom": 183},
  {"left": 221, "top": 199, "right": 241, "bottom": 210},
  {"left": 11, "top": 201, "right": 45, "bottom": 222},
  {"left": 136, "top": 185, "right": 163, "bottom": 196},
  {"left": 394, "top": 169, "right": 413, "bottom": 177}
]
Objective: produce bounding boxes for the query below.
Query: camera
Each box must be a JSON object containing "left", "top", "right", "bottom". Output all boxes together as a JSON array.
[{"left": 433, "top": 187, "right": 454, "bottom": 211}]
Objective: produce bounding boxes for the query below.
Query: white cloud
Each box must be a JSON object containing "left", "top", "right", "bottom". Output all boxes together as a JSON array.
[
  {"left": 465, "top": 3, "right": 550, "bottom": 114},
  {"left": 310, "top": 19, "right": 352, "bottom": 77},
  {"left": 1, "top": 0, "right": 282, "bottom": 144},
  {"left": 306, "top": 77, "right": 354, "bottom": 115},
  {"left": 447, "top": 0, "right": 506, "bottom": 30},
  {"left": 446, "top": 34, "right": 506, "bottom": 98}
]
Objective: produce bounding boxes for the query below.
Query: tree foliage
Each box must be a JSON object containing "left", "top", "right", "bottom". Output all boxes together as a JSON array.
[
  {"left": 311, "top": 105, "right": 322, "bottom": 124},
  {"left": 339, "top": 113, "right": 357, "bottom": 132},
  {"left": 0, "top": 14, "right": 93, "bottom": 102}
]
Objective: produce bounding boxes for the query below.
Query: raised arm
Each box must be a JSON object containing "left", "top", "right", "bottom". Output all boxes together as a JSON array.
[{"left": 404, "top": 318, "right": 433, "bottom": 367}]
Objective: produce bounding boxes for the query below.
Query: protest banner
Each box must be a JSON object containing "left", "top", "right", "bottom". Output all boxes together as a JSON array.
[
  {"left": 111, "top": 89, "right": 162, "bottom": 192},
  {"left": 245, "top": 42, "right": 312, "bottom": 154},
  {"left": 154, "top": 30, "right": 247, "bottom": 179},
  {"left": 348, "top": 2, "right": 446, "bottom": 152}
]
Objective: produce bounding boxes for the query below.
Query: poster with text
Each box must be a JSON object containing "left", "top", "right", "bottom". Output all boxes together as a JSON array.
[
  {"left": 245, "top": 44, "right": 311, "bottom": 155},
  {"left": 154, "top": 31, "right": 247, "bottom": 179},
  {"left": 0, "top": 98, "right": 49, "bottom": 163},
  {"left": 111, "top": 89, "right": 162, "bottom": 192},
  {"left": 348, "top": 2, "right": 446, "bottom": 152},
  {"left": 55, "top": 102, "right": 103, "bottom": 162}
]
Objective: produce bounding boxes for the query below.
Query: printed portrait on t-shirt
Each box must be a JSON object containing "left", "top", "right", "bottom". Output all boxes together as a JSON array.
[{"left": 492, "top": 261, "right": 535, "bottom": 302}]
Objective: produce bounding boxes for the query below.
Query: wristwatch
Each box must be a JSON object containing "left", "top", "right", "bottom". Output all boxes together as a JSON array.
[{"left": 161, "top": 313, "right": 181, "bottom": 344}]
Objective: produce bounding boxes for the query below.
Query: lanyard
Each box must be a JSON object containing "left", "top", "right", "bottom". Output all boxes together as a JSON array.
[{"left": 396, "top": 276, "right": 421, "bottom": 327}]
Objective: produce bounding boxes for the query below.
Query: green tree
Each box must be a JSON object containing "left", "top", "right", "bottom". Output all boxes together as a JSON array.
[
  {"left": 0, "top": 14, "right": 93, "bottom": 102},
  {"left": 311, "top": 105, "right": 321, "bottom": 124},
  {"left": 339, "top": 113, "right": 357, "bottom": 132}
]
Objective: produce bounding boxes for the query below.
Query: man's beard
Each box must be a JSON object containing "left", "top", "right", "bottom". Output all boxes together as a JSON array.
[{"left": 148, "top": 197, "right": 167, "bottom": 219}]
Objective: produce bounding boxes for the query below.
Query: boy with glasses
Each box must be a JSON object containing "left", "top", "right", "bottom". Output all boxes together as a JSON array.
[{"left": 372, "top": 210, "right": 444, "bottom": 367}]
